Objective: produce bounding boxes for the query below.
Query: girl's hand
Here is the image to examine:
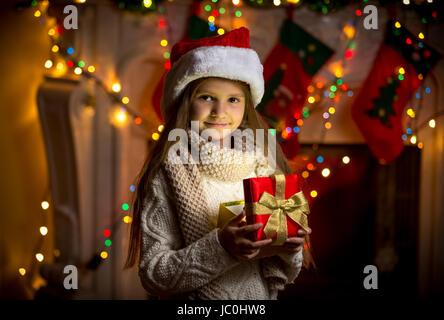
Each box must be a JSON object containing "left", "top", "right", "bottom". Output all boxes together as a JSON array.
[
  {"left": 280, "top": 228, "right": 310, "bottom": 253},
  {"left": 254, "top": 228, "right": 311, "bottom": 259},
  {"left": 217, "top": 210, "right": 273, "bottom": 260}
]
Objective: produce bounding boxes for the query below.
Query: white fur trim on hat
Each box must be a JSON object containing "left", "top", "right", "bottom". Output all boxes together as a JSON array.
[{"left": 161, "top": 45, "right": 264, "bottom": 120}]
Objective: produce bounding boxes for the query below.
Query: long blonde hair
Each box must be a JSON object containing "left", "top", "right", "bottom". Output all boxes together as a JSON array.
[{"left": 124, "top": 77, "right": 315, "bottom": 269}]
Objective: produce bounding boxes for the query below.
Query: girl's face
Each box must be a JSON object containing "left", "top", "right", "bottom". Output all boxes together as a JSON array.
[{"left": 190, "top": 78, "right": 246, "bottom": 141}]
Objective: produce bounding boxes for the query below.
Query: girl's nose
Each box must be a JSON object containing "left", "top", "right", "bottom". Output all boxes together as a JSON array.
[{"left": 211, "top": 100, "right": 226, "bottom": 115}]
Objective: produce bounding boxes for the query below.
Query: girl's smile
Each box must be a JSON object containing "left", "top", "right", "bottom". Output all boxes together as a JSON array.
[{"left": 204, "top": 121, "right": 230, "bottom": 127}]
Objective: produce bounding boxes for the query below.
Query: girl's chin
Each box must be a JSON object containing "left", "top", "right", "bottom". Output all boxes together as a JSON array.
[
  {"left": 200, "top": 126, "right": 234, "bottom": 140},
  {"left": 202, "top": 125, "right": 232, "bottom": 132}
]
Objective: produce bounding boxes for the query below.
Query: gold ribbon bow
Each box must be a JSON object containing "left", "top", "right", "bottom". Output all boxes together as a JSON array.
[{"left": 252, "top": 174, "right": 310, "bottom": 245}]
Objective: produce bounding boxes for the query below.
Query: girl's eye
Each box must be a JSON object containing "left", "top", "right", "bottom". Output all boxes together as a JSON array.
[
  {"left": 199, "top": 95, "right": 213, "bottom": 101},
  {"left": 229, "top": 97, "right": 240, "bottom": 103}
]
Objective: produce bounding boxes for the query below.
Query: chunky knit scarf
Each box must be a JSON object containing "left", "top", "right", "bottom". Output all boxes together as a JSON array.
[{"left": 164, "top": 129, "right": 259, "bottom": 244}]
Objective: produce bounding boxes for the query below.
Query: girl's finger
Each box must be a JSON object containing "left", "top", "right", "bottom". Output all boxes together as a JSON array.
[
  {"left": 238, "top": 223, "right": 263, "bottom": 235},
  {"left": 242, "top": 248, "right": 258, "bottom": 255},
  {"left": 285, "top": 244, "right": 303, "bottom": 251},
  {"left": 239, "top": 238, "right": 272, "bottom": 249},
  {"left": 249, "top": 238, "right": 273, "bottom": 248},
  {"left": 285, "top": 237, "right": 305, "bottom": 245},
  {"left": 243, "top": 250, "right": 260, "bottom": 260},
  {"left": 288, "top": 246, "right": 302, "bottom": 253},
  {"left": 284, "top": 245, "right": 302, "bottom": 253}
]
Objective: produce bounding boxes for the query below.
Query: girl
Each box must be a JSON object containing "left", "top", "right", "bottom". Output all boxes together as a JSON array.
[{"left": 125, "top": 27, "right": 312, "bottom": 299}]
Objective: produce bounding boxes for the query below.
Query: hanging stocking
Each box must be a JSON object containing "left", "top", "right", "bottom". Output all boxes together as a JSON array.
[
  {"left": 257, "top": 15, "right": 334, "bottom": 159},
  {"left": 351, "top": 21, "right": 441, "bottom": 163}
]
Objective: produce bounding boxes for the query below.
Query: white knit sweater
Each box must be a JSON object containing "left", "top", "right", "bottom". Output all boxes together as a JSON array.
[{"left": 138, "top": 166, "right": 304, "bottom": 300}]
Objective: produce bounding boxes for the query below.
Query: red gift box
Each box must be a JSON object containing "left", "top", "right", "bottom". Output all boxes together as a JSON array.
[{"left": 243, "top": 174, "right": 310, "bottom": 245}]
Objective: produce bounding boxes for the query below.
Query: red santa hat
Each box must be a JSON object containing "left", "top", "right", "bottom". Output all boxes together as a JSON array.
[{"left": 160, "top": 27, "right": 264, "bottom": 120}]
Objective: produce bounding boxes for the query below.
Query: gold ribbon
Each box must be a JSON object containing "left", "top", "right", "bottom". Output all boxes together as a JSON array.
[{"left": 251, "top": 174, "right": 310, "bottom": 245}]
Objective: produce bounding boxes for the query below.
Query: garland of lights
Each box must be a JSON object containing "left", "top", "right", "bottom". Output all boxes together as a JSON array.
[
  {"left": 109, "top": 0, "right": 166, "bottom": 13},
  {"left": 17, "top": 187, "right": 52, "bottom": 291},
  {"left": 105, "top": 0, "right": 442, "bottom": 22},
  {"left": 14, "top": 0, "right": 442, "bottom": 23}
]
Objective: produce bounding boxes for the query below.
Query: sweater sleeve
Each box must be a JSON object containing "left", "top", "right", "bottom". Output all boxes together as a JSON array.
[
  {"left": 261, "top": 250, "right": 304, "bottom": 296},
  {"left": 138, "top": 171, "right": 240, "bottom": 297}
]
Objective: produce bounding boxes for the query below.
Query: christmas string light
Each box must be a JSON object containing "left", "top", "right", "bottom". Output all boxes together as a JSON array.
[
  {"left": 394, "top": 16, "right": 443, "bottom": 152},
  {"left": 20, "top": 183, "right": 138, "bottom": 291},
  {"left": 36, "top": 2, "right": 162, "bottom": 140},
  {"left": 17, "top": 0, "right": 441, "bottom": 23},
  {"left": 401, "top": 31, "right": 442, "bottom": 150},
  {"left": 18, "top": 185, "right": 52, "bottom": 292},
  {"left": 98, "top": 185, "right": 138, "bottom": 261},
  {"left": 342, "top": 156, "right": 351, "bottom": 164}
]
